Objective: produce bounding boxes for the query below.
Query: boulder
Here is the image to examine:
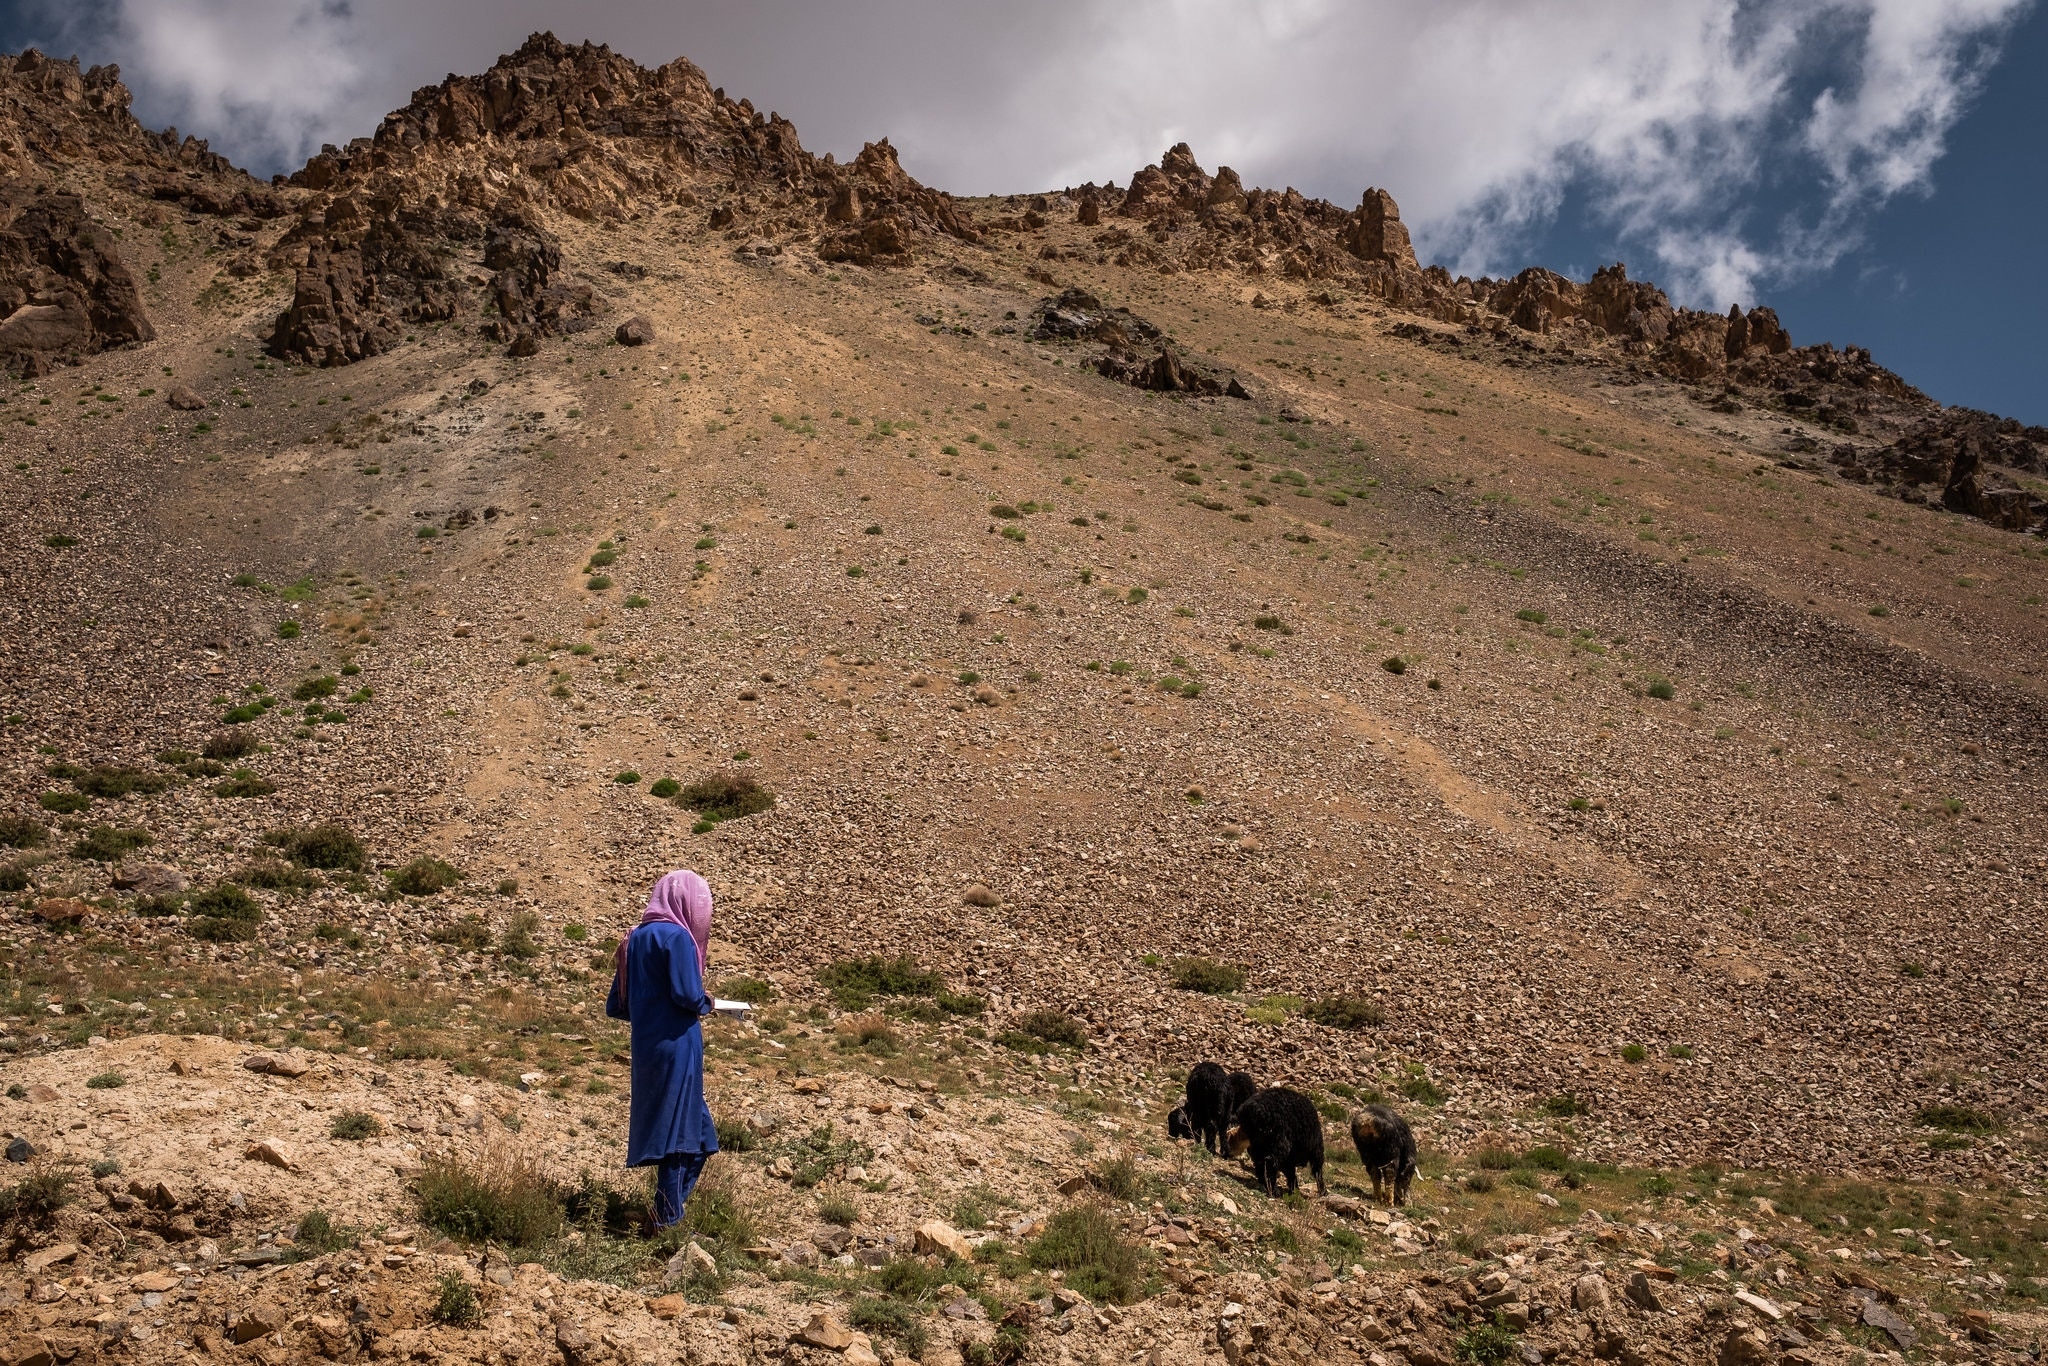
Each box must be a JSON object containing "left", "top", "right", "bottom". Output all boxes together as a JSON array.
[
  {"left": 31, "top": 898, "right": 90, "bottom": 925},
  {"left": 0, "top": 189, "right": 154, "bottom": 376},
  {"left": 914, "top": 1219, "right": 973, "bottom": 1260},
  {"left": 229, "top": 1304, "right": 287, "bottom": 1344},
  {"left": 112, "top": 861, "right": 187, "bottom": 895},
  {"left": 615, "top": 314, "right": 655, "bottom": 346},
  {"left": 164, "top": 386, "right": 205, "bottom": 411},
  {"left": 1572, "top": 1272, "right": 1611, "bottom": 1313},
  {"left": 243, "top": 1138, "right": 298, "bottom": 1171},
  {"left": 797, "top": 1312, "right": 854, "bottom": 1349},
  {"left": 1349, "top": 188, "right": 1420, "bottom": 271}
]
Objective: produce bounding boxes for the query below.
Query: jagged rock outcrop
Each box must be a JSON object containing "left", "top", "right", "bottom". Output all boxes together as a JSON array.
[
  {"left": 267, "top": 33, "right": 979, "bottom": 363},
  {"left": 0, "top": 188, "right": 153, "bottom": 375},
  {"left": 1832, "top": 409, "right": 2048, "bottom": 531}
]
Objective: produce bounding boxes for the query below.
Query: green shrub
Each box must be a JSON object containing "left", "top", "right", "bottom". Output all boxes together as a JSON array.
[
  {"left": 1540, "top": 1093, "right": 1587, "bottom": 1117},
  {"left": 1519, "top": 1145, "right": 1572, "bottom": 1171},
  {"left": 75, "top": 766, "right": 171, "bottom": 800},
  {"left": 1014, "top": 1010, "right": 1087, "bottom": 1048},
  {"left": 0, "top": 862, "right": 34, "bottom": 893},
  {"left": 39, "top": 791, "right": 90, "bottom": 815},
  {"left": 935, "top": 990, "right": 985, "bottom": 1016},
  {"left": 70, "top": 826, "right": 152, "bottom": 862},
  {"left": 1170, "top": 958, "right": 1244, "bottom": 994},
  {"left": 818, "top": 1194, "right": 859, "bottom": 1226},
  {"left": 0, "top": 815, "right": 46, "bottom": 849},
  {"left": 675, "top": 772, "right": 774, "bottom": 825},
  {"left": 499, "top": 911, "right": 541, "bottom": 959},
  {"left": 1515, "top": 609, "right": 1548, "bottom": 625},
  {"left": 1916, "top": 1104, "right": 1996, "bottom": 1133},
  {"left": 1305, "top": 994, "right": 1384, "bottom": 1029},
  {"left": 214, "top": 770, "right": 276, "bottom": 798},
  {"left": 1620, "top": 1043, "right": 1647, "bottom": 1063},
  {"left": 1400, "top": 1074, "right": 1445, "bottom": 1106},
  {"left": 1454, "top": 1314, "right": 1520, "bottom": 1365},
  {"left": 1027, "top": 1206, "right": 1143, "bottom": 1303},
  {"left": 614, "top": 771, "right": 640, "bottom": 785},
  {"left": 0, "top": 1169, "right": 74, "bottom": 1224},
  {"left": 263, "top": 823, "right": 365, "bottom": 871},
  {"left": 294, "top": 1210, "right": 357, "bottom": 1254},
  {"left": 649, "top": 778, "right": 680, "bottom": 799},
  {"left": 389, "top": 856, "right": 463, "bottom": 896},
  {"left": 431, "top": 914, "right": 493, "bottom": 951},
  {"left": 331, "top": 1111, "right": 382, "bottom": 1140},
  {"left": 1645, "top": 676, "right": 1676, "bottom": 701},
  {"left": 416, "top": 1145, "right": 565, "bottom": 1246},
  {"left": 204, "top": 728, "right": 259, "bottom": 760},
  {"left": 721, "top": 975, "right": 774, "bottom": 1004},
  {"left": 817, "top": 955, "right": 940, "bottom": 1010},
  {"left": 1381, "top": 656, "right": 1407, "bottom": 675},
  {"left": 86, "top": 1071, "right": 125, "bottom": 1089},
  {"left": 431, "top": 1273, "right": 482, "bottom": 1327},
  {"left": 236, "top": 860, "right": 319, "bottom": 892},
  {"left": 291, "top": 676, "right": 339, "bottom": 702}
]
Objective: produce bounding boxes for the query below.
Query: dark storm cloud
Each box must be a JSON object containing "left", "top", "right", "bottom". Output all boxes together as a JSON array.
[{"left": 7, "top": 0, "right": 2029, "bottom": 306}]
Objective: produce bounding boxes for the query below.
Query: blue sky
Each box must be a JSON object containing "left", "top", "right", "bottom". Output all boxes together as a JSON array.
[{"left": 4, "top": 0, "right": 2040, "bottom": 424}]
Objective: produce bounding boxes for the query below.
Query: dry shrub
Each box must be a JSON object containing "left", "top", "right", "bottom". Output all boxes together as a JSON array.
[{"left": 416, "top": 1140, "right": 564, "bottom": 1246}]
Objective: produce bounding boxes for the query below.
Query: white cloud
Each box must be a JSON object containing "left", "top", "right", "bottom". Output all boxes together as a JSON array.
[{"left": 19, "top": 0, "right": 2026, "bottom": 307}]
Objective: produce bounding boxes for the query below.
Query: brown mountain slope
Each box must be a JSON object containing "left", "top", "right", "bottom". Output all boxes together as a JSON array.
[{"left": 1, "top": 33, "right": 2045, "bottom": 1366}]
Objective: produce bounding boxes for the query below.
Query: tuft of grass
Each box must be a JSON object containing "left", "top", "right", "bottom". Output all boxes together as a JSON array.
[
  {"left": 1400, "top": 1074, "right": 1446, "bottom": 1107},
  {"left": 0, "top": 815, "right": 46, "bottom": 850},
  {"left": 1093, "top": 1155, "right": 1140, "bottom": 1201},
  {"left": 86, "top": 1071, "right": 126, "bottom": 1089},
  {"left": 214, "top": 769, "right": 276, "bottom": 798},
  {"left": 1645, "top": 676, "right": 1676, "bottom": 701},
  {"left": 0, "top": 1169, "right": 74, "bottom": 1224},
  {"left": 1454, "top": 1314, "right": 1521, "bottom": 1365},
  {"left": 1169, "top": 958, "right": 1244, "bottom": 994},
  {"left": 1540, "top": 1093, "right": 1587, "bottom": 1117},
  {"left": 1027, "top": 1205, "right": 1143, "bottom": 1304},
  {"left": 1381, "top": 656, "right": 1407, "bottom": 675},
  {"left": 416, "top": 1142, "right": 565, "bottom": 1246},
  {"left": 431, "top": 914, "right": 493, "bottom": 951},
  {"left": 498, "top": 911, "right": 541, "bottom": 959},
  {"left": 818, "top": 1193, "right": 859, "bottom": 1226}
]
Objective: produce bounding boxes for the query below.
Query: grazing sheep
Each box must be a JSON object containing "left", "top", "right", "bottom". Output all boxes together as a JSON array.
[
  {"left": 1166, "top": 1104, "right": 1195, "bottom": 1141},
  {"left": 1224, "top": 1087, "right": 1326, "bottom": 1197},
  {"left": 1349, "top": 1104, "right": 1417, "bottom": 1206}
]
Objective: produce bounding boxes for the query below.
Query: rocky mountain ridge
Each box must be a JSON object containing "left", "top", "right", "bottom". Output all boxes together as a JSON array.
[{"left": 4, "top": 35, "right": 2041, "bottom": 532}]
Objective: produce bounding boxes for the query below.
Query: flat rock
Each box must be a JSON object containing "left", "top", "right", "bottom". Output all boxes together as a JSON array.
[
  {"left": 110, "top": 861, "right": 186, "bottom": 895},
  {"left": 21, "top": 1245, "right": 78, "bottom": 1275},
  {"left": 242, "top": 1052, "right": 311, "bottom": 1078},
  {"left": 31, "top": 899, "right": 90, "bottom": 925}
]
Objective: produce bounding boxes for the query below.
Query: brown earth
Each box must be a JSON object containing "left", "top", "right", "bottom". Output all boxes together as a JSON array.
[{"left": 1, "top": 33, "right": 2045, "bottom": 1366}]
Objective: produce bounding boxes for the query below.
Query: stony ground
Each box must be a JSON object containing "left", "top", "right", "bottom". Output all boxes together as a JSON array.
[{"left": 2, "top": 96, "right": 2047, "bottom": 1366}]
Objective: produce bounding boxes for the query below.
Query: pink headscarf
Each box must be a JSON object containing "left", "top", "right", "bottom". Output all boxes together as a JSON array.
[{"left": 615, "top": 869, "right": 712, "bottom": 977}]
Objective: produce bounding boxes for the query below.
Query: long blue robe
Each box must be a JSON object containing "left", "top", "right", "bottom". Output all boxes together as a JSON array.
[{"left": 604, "top": 921, "right": 720, "bottom": 1167}]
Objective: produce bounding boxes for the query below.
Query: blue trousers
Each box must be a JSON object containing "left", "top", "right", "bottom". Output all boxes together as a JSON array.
[{"left": 653, "top": 1151, "right": 710, "bottom": 1227}]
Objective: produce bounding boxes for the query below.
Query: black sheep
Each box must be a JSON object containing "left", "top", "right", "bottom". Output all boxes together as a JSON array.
[
  {"left": 1224, "top": 1087, "right": 1326, "bottom": 1197},
  {"left": 1166, "top": 1104, "right": 1195, "bottom": 1141},
  {"left": 1181, "top": 1061, "right": 1233, "bottom": 1154},
  {"left": 1349, "top": 1104, "right": 1417, "bottom": 1206}
]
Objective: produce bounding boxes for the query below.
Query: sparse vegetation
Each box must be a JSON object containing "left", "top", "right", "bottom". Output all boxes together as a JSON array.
[{"left": 1170, "top": 958, "right": 1244, "bottom": 994}]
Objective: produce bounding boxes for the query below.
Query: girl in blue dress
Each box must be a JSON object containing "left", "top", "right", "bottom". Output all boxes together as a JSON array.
[{"left": 605, "top": 869, "right": 721, "bottom": 1227}]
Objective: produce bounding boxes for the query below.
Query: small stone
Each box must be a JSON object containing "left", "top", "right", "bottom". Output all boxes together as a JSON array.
[
  {"left": 130, "top": 1272, "right": 179, "bottom": 1293},
  {"left": 1732, "top": 1289, "right": 1780, "bottom": 1320},
  {"left": 1573, "top": 1272, "right": 1611, "bottom": 1313},
  {"left": 798, "top": 1313, "right": 854, "bottom": 1349},
  {"left": 1626, "top": 1271, "right": 1664, "bottom": 1312},
  {"left": 229, "top": 1303, "right": 286, "bottom": 1344},
  {"left": 1056, "top": 1174, "right": 1090, "bottom": 1196},
  {"left": 23, "top": 1085, "right": 57, "bottom": 1104},
  {"left": 792, "top": 1078, "right": 822, "bottom": 1094},
  {"left": 517, "top": 1072, "right": 546, "bottom": 1092},
  {"left": 648, "top": 1293, "right": 687, "bottom": 1320},
  {"left": 4, "top": 1138, "right": 34, "bottom": 1163},
  {"left": 843, "top": 1348, "right": 882, "bottom": 1366},
  {"left": 243, "top": 1139, "right": 298, "bottom": 1171},
  {"left": 780, "top": 1241, "right": 819, "bottom": 1268}
]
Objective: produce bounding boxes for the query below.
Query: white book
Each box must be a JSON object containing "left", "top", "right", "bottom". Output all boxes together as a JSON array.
[{"left": 712, "top": 998, "right": 753, "bottom": 1017}]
